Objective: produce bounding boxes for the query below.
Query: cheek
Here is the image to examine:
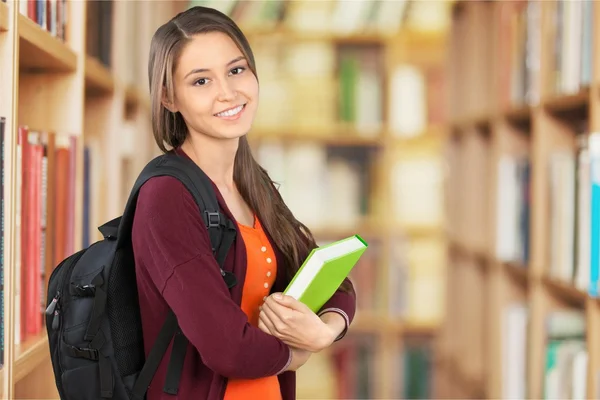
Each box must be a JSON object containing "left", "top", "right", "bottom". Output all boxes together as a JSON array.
[
  {"left": 181, "top": 88, "right": 215, "bottom": 117},
  {"left": 241, "top": 75, "right": 259, "bottom": 99}
]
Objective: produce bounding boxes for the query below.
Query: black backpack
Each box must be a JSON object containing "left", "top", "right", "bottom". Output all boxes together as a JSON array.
[{"left": 45, "top": 151, "right": 238, "bottom": 400}]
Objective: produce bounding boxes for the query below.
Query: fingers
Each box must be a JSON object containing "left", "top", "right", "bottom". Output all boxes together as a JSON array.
[
  {"left": 258, "top": 315, "right": 271, "bottom": 334},
  {"left": 264, "top": 295, "right": 293, "bottom": 319},
  {"left": 261, "top": 301, "right": 287, "bottom": 333},
  {"left": 260, "top": 309, "right": 302, "bottom": 348},
  {"left": 259, "top": 309, "right": 281, "bottom": 338},
  {"left": 271, "top": 293, "right": 310, "bottom": 313}
]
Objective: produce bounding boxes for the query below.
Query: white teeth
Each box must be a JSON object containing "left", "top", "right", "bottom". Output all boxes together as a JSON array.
[{"left": 216, "top": 105, "right": 243, "bottom": 117}]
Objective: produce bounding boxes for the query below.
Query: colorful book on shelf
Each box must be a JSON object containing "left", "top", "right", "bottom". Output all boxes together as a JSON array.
[{"left": 283, "top": 235, "right": 367, "bottom": 312}]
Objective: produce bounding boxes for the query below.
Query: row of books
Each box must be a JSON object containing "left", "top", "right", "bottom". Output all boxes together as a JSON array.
[
  {"left": 448, "top": 0, "right": 593, "bottom": 120},
  {"left": 503, "top": 305, "right": 587, "bottom": 399},
  {"left": 503, "top": 0, "right": 594, "bottom": 106},
  {"left": 256, "top": 140, "right": 444, "bottom": 231},
  {"left": 189, "top": 0, "right": 444, "bottom": 36},
  {"left": 495, "top": 154, "right": 530, "bottom": 266},
  {"left": 18, "top": 0, "right": 67, "bottom": 41},
  {"left": 548, "top": 0, "right": 594, "bottom": 97},
  {"left": 388, "top": 235, "right": 446, "bottom": 327},
  {"left": 493, "top": 131, "right": 600, "bottom": 294},
  {"left": 251, "top": 38, "right": 445, "bottom": 138},
  {"left": 13, "top": 125, "right": 78, "bottom": 344},
  {"left": 328, "top": 334, "right": 433, "bottom": 400},
  {"left": 18, "top": 0, "right": 113, "bottom": 68},
  {"left": 256, "top": 141, "right": 371, "bottom": 230}
]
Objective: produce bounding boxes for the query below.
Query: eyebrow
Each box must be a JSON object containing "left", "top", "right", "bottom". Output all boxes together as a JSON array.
[{"left": 184, "top": 56, "right": 246, "bottom": 78}]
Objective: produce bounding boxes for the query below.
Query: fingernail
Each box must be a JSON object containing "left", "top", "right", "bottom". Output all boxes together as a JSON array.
[{"left": 274, "top": 294, "right": 282, "bottom": 300}]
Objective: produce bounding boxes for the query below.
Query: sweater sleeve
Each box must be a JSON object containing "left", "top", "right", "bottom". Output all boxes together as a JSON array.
[
  {"left": 317, "top": 278, "right": 356, "bottom": 341},
  {"left": 132, "top": 176, "right": 291, "bottom": 379}
]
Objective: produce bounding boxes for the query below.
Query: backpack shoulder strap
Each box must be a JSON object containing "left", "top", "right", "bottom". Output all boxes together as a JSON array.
[
  {"left": 122, "top": 152, "right": 238, "bottom": 400},
  {"left": 117, "top": 151, "right": 236, "bottom": 266}
]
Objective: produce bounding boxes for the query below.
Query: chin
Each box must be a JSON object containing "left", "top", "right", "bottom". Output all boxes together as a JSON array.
[
  {"left": 218, "top": 127, "right": 251, "bottom": 140},
  {"left": 212, "top": 103, "right": 255, "bottom": 139}
]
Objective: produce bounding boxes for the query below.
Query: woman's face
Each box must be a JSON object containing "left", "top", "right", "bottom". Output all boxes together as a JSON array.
[{"left": 168, "top": 31, "right": 259, "bottom": 141}]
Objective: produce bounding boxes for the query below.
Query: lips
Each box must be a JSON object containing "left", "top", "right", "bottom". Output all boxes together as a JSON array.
[{"left": 214, "top": 104, "right": 246, "bottom": 118}]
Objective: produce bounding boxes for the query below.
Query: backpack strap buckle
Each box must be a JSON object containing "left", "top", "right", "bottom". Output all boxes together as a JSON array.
[
  {"left": 205, "top": 211, "right": 220, "bottom": 227},
  {"left": 66, "top": 344, "right": 99, "bottom": 361}
]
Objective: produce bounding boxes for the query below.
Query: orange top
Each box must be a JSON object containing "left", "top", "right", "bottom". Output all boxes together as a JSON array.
[{"left": 223, "top": 216, "right": 282, "bottom": 400}]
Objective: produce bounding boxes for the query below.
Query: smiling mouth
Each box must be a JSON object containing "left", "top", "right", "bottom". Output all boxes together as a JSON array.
[{"left": 214, "top": 104, "right": 246, "bottom": 118}]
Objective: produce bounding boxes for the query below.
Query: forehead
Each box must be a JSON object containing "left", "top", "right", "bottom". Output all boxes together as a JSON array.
[{"left": 177, "top": 31, "right": 244, "bottom": 71}]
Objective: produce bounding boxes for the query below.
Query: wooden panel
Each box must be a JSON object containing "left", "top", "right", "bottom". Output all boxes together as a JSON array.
[
  {"left": 18, "top": 14, "right": 77, "bottom": 72},
  {"left": 14, "top": 357, "right": 59, "bottom": 399},
  {"left": 0, "top": 1, "right": 7, "bottom": 31},
  {"left": 1, "top": 0, "right": 19, "bottom": 398},
  {"left": 84, "top": 55, "right": 115, "bottom": 95},
  {"left": 18, "top": 73, "right": 80, "bottom": 133},
  {"left": 14, "top": 334, "right": 49, "bottom": 382}
]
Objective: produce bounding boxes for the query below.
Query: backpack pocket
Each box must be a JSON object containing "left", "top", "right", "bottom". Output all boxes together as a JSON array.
[{"left": 61, "top": 363, "right": 102, "bottom": 400}]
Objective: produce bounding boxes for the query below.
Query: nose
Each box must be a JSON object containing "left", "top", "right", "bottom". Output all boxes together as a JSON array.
[{"left": 216, "top": 78, "right": 236, "bottom": 102}]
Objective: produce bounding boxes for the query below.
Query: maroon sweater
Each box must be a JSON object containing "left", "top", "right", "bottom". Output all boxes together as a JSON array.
[{"left": 131, "top": 150, "right": 357, "bottom": 400}]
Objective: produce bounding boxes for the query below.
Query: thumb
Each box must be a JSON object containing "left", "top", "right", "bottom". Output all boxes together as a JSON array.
[{"left": 273, "top": 293, "right": 308, "bottom": 311}]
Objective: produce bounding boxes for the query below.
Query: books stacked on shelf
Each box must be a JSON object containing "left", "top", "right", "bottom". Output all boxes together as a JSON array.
[
  {"left": 495, "top": 0, "right": 593, "bottom": 108},
  {"left": 401, "top": 339, "right": 434, "bottom": 399},
  {"left": 549, "top": 148, "right": 577, "bottom": 283},
  {"left": 544, "top": 131, "right": 600, "bottom": 293},
  {"left": 389, "top": 63, "right": 446, "bottom": 138},
  {"left": 588, "top": 132, "right": 600, "bottom": 296},
  {"left": 338, "top": 45, "right": 384, "bottom": 137},
  {"left": 348, "top": 240, "right": 380, "bottom": 311},
  {"left": 330, "top": 334, "right": 376, "bottom": 400},
  {"left": 189, "top": 0, "right": 441, "bottom": 36},
  {"left": 256, "top": 142, "right": 373, "bottom": 232},
  {"left": 85, "top": 0, "right": 113, "bottom": 68},
  {"left": 252, "top": 40, "right": 340, "bottom": 133},
  {"left": 502, "top": 302, "right": 528, "bottom": 399},
  {"left": 543, "top": 309, "right": 587, "bottom": 399},
  {"left": 13, "top": 126, "right": 78, "bottom": 345},
  {"left": 391, "top": 153, "right": 445, "bottom": 230},
  {"left": 547, "top": 0, "right": 594, "bottom": 97},
  {"left": 496, "top": 1, "right": 541, "bottom": 107},
  {"left": 495, "top": 154, "right": 531, "bottom": 266},
  {"left": 18, "top": 0, "right": 68, "bottom": 40},
  {"left": 388, "top": 235, "right": 446, "bottom": 327}
]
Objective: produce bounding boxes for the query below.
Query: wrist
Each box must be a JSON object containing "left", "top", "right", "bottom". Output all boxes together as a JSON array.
[{"left": 318, "top": 312, "right": 346, "bottom": 350}]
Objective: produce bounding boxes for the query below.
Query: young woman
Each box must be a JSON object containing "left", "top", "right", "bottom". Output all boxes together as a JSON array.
[{"left": 131, "top": 5, "right": 357, "bottom": 400}]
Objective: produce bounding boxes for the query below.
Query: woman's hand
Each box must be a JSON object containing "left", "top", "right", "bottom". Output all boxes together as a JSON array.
[{"left": 258, "top": 293, "right": 337, "bottom": 353}]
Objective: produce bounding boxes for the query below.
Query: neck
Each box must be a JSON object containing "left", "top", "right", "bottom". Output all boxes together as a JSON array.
[{"left": 181, "top": 134, "right": 238, "bottom": 189}]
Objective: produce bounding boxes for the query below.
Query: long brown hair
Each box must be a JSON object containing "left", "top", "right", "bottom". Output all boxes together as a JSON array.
[{"left": 148, "top": 6, "right": 352, "bottom": 291}]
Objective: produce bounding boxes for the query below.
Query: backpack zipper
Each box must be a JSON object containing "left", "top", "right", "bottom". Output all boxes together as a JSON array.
[{"left": 45, "top": 248, "right": 87, "bottom": 331}]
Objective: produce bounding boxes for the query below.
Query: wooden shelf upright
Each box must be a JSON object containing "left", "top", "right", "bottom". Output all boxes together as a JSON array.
[
  {"left": 0, "top": 1, "right": 174, "bottom": 398},
  {"left": 439, "top": 0, "right": 600, "bottom": 399},
  {"left": 1, "top": 0, "right": 452, "bottom": 399}
]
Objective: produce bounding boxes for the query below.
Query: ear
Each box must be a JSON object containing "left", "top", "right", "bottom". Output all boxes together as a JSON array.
[{"left": 161, "top": 87, "right": 178, "bottom": 113}]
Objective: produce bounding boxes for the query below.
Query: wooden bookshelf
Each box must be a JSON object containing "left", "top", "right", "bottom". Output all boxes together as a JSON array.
[
  {"left": 17, "top": 12, "right": 76, "bottom": 72},
  {"left": 84, "top": 54, "right": 114, "bottom": 94},
  {"left": 14, "top": 333, "right": 49, "bottom": 382},
  {"left": 0, "top": 1, "right": 174, "bottom": 398},
  {"left": 439, "top": 0, "right": 600, "bottom": 399},
  {"left": 0, "top": 0, "right": 452, "bottom": 399},
  {"left": 0, "top": 1, "right": 8, "bottom": 32}
]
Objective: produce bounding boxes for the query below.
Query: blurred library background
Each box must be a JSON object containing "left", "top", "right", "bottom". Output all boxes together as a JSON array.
[{"left": 0, "top": 0, "right": 598, "bottom": 399}]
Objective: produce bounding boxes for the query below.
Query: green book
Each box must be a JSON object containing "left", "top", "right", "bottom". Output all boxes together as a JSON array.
[{"left": 283, "top": 235, "right": 368, "bottom": 312}]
